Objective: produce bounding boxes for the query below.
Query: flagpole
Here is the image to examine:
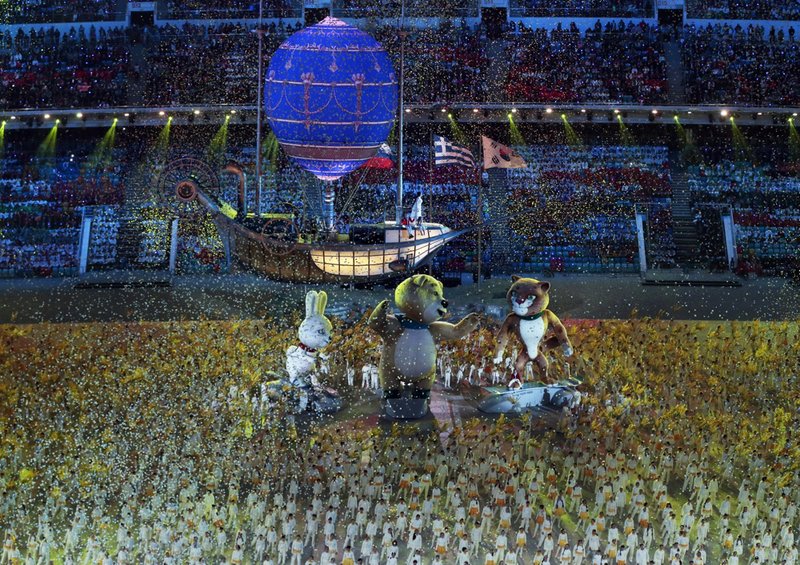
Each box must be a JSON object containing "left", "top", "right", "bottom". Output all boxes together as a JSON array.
[
  {"left": 477, "top": 137, "right": 483, "bottom": 289},
  {"left": 428, "top": 131, "right": 433, "bottom": 223},
  {"left": 394, "top": 0, "right": 406, "bottom": 226}
]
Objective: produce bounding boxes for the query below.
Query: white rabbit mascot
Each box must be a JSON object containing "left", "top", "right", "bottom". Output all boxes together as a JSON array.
[{"left": 279, "top": 290, "right": 342, "bottom": 414}]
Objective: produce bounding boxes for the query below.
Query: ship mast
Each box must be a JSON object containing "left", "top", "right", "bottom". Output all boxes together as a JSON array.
[
  {"left": 254, "top": 0, "right": 265, "bottom": 215},
  {"left": 394, "top": 0, "right": 406, "bottom": 225}
]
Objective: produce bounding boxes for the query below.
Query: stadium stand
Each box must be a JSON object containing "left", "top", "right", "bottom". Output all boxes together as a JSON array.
[
  {"left": 683, "top": 23, "right": 800, "bottom": 106},
  {"left": 504, "top": 21, "right": 668, "bottom": 104},
  {"left": 505, "top": 145, "right": 673, "bottom": 273},
  {"left": 685, "top": 0, "right": 800, "bottom": 21},
  {"left": 689, "top": 160, "right": 800, "bottom": 275},
  {"left": 2, "top": 0, "right": 125, "bottom": 24}
]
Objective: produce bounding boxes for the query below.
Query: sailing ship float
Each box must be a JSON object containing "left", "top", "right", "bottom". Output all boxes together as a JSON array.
[{"left": 159, "top": 16, "right": 465, "bottom": 284}]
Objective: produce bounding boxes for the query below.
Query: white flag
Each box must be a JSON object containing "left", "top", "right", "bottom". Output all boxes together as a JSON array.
[{"left": 481, "top": 136, "right": 527, "bottom": 170}]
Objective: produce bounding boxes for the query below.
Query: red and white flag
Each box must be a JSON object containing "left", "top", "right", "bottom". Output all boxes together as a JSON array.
[{"left": 481, "top": 136, "right": 527, "bottom": 170}]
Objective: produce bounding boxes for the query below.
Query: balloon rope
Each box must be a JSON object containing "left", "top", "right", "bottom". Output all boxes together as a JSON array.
[{"left": 337, "top": 165, "right": 372, "bottom": 221}]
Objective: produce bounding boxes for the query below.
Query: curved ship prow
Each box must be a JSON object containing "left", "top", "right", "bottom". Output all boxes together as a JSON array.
[{"left": 180, "top": 180, "right": 466, "bottom": 284}]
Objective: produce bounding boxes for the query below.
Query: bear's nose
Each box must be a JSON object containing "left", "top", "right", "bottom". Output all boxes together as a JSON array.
[{"left": 441, "top": 300, "right": 448, "bottom": 308}]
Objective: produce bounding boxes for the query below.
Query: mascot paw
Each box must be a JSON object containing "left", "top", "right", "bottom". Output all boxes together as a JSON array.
[
  {"left": 462, "top": 312, "right": 482, "bottom": 330},
  {"left": 562, "top": 344, "right": 574, "bottom": 357}
]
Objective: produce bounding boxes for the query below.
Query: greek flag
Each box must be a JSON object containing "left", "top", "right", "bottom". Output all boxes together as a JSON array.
[{"left": 433, "top": 135, "right": 475, "bottom": 168}]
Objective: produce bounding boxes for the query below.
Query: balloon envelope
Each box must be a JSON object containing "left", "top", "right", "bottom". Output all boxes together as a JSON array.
[{"left": 265, "top": 17, "right": 398, "bottom": 181}]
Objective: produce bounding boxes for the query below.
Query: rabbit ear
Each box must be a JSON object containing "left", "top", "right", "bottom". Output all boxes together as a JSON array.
[
  {"left": 305, "top": 291, "right": 317, "bottom": 319},
  {"left": 317, "top": 291, "right": 328, "bottom": 316}
]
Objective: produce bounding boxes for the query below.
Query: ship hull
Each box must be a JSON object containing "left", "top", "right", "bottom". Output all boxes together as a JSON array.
[{"left": 216, "top": 215, "right": 465, "bottom": 284}]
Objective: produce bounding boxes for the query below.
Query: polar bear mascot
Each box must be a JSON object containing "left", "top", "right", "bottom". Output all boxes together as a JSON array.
[{"left": 369, "top": 274, "right": 480, "bottom": 419}]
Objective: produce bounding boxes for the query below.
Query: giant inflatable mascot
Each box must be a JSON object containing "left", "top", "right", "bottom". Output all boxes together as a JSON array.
[
  {"left": 369, "top": 274, "right": 480, "bottom": 418},
  {"left": 493, "top": 276, "right": 573, "bottom": 383}
]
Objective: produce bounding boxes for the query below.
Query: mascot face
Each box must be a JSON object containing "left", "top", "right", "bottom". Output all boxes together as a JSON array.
[
  {"left": 395, "top": 274, "right": 448, "bottom": 324},
  {"left": 298, "top": 290, "right": 332, "bottom": 350},
  {"left": 507, "top": 276, "right": 550, "bottom": 317}
]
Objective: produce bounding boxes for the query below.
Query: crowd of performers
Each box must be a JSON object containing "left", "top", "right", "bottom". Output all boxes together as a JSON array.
[{"left": 0, "top": 314, "right": 798, "bottom": 564}]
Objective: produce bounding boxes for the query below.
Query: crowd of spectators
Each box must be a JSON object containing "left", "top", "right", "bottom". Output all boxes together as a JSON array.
[
  {"left": 0, "top": 144, "right": 125, "bottom": 276},
  {"left": 505, "top": 21, "right": 667, "bottom": 104},
  {"left": 375, "top": 21, "right": 490, "bottom": 105},
  {"left": 87, "top": 206, "right": 119, "bottom": 266},
  {"left": 683, "top": 23, "right": 800, "bottom": 107},
  {"left": 160, "top": 0, "right": 301, "bottom": 20},
  {"left": 10, "top": 19, "right": 800, "bottom": 110},
  {"left": 505, "top": 145, "right": 673, "bottom": 273},
  {"left": 331, "top": 0, "right": 479, "bottom": 18},
  {"left": 510, "top": 0, "right": 653, "bottom": 18},
  {"left": 0, "top": 20, "right": 666, "bottom": 111},
  {"left": 689, "top": 159, "right": 800, "bottom": 275},
  {"left": 2, "top": 0, "right": 123, "bottom": 24},
  {"left": 0, "top": 26, "right": 131, "bottom": 110},
  {"left": 686, "top": 0, "right": 800, "bottom": 21},
  {"left": 140, "top": 23, "right": 265, "bottom": 107}
]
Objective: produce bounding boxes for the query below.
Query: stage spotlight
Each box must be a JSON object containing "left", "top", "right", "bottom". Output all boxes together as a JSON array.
[
  {"left": 651, "top": 109, "right": 659, "bottom": 115},
  {"left": 581, "top": 109, "right": 586, "bottom": 113},
  {"left": 159, "top": 111, "right": 166, "bottom": 117},
  {"left": 44, "top": 114, "right": 50, "bottom": 120},
  {"left": 511, "top": 108, "right": 517, "bottom": 114},
  {"left": 613, "top": 109, "right": 620, "bottom": 114},
  {"left": 545, "top": 108, "right": 553, "bottom": 114},
  {"left": 193, "top": 110, "right": 200, "bottom": 115},
  {"left": 440, "top": 107, "right": 447, "bottom": 113},
  {"left": 230, "top": 110, "right": 237, "bottom": 115},
  {"left": 76, "top": 112, "right": 83, "bottom": 119},
  {"left": 124, "top": 113, "right": 130, "bottom": 117},
  {"left": 720, "top": 109, "right": 729, "bottom": 117},
  {"left": 473, "top": 108, "right": 479, "bottom": 113},
  {"left": 10, "top": 116, "right": 15, "bottom": 120}
]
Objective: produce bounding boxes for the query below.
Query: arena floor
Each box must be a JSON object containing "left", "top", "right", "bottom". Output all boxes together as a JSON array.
[{"left": 1, "top": 271, "right": 798, "bottom": 324}]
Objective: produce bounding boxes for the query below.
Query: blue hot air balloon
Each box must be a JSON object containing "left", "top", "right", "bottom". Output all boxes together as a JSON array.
[{"left": 265, "top": 17, "right": 398, "bottom": 181}]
